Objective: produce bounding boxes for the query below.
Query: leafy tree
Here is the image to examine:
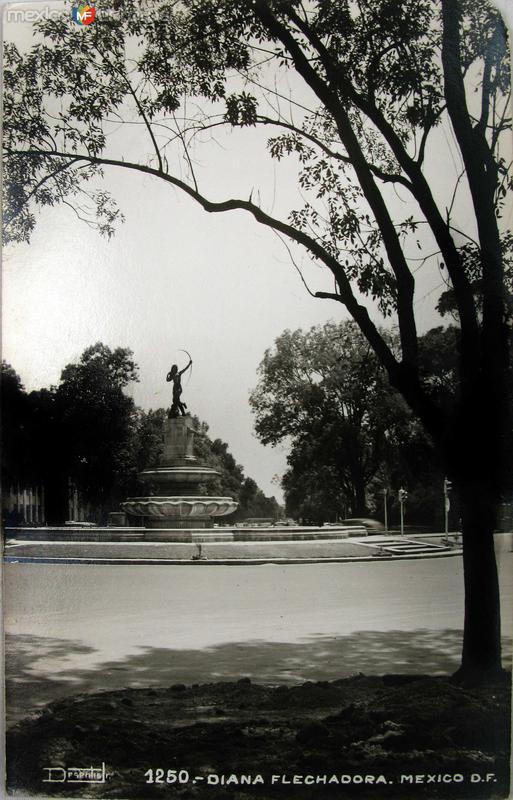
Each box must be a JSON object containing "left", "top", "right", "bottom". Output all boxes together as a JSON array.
[
  {"left": 1, "top": 362, "right": 29, "bottom": 487},
  {"left": 251, "top": 322, "right": 462, "bottom": 526},
  {"left": 133, "top": 408, "right": 166, "bottom": 472},
  {"left": 24, "top": 387, "right": 71, "bottom": 524},
  {"left": 282, "top": 443, "right": 346, "bottom": 525},
  {"left": 3, "top": 0, "right": 511, "bottom": 679},
  {"left": 251, "top": 321, "right": 410, "bottom": 519},
  {"left": 237, "top": 476, "right": 282, "bottom": 520},
  {"left": 1, "top": 363, "right": 67, "bottom": 522},
  {"left": 55, "top": 343, "right": 140, "bottom": 517},
  {"left": 190, "top": 417, "right": 281, "bottom": 520}
]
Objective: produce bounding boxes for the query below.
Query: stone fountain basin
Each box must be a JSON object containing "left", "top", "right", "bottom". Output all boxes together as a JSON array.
[
  {"left": 121, "top": 496, "right": 238, "bottom": 518},
  {"left": 138, "top": 466, "right": 220, "bottom": 484}
]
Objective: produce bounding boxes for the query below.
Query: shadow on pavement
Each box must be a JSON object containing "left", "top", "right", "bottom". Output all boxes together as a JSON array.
[
  {"left": 6, "top": 628, "right": 512, "bottom": 727},
  {"left": 5, "top": 633, "right": 97, "bottom": 726}
]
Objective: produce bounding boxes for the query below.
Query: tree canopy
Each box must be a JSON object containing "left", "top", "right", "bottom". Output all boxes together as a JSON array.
[
  {"left": 250, "top": 321, "right": 405, "bottom": 518},
  {"left": 192, "top": 423, "right": 282, "bottom": 520},
  {"left": 3, "top": 0, "right": 510, "bottom": 482},
  {"left": 250, "top": 321, "right": 464, "bottom": 524},
  {"left": 1, "top": 362, "right": 31, "bottom": 487},
  {"left": 56, "top": 343, "right": 140, "bottom": 509},
  {"left": 1, "top": 346, "right": 141, "bottom": 521}
]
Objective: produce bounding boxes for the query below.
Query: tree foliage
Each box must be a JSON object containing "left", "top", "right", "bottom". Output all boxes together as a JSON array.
[
  {"left": 1, "top": 362, "right": 30, "bottom": 486},
  {"left": 1, "top": 346, "right": 140, "bottom": 521},
  {"left": 251, "top": 322, "right": 464, "bottom": 524},
  {"left": 55, "top": 343, "right": 140, "bottom": 509},
  {"left": 191, "top": 418, "right": 282, "bottom": 520},
  {"left": 250, "top": 322, "right": 406, "bottom": 517},
  {"left": 3, "top": 0, "right": 510, "bottom": 489}
]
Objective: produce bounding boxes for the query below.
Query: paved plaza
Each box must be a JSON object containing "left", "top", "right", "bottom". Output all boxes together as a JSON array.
[{"left": 4, "top": 534, "right": 512, "bottom": 727}]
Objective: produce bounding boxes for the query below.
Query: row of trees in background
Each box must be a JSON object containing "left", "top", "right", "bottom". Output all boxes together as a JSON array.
[
  {"left": 1, "top": 344, "right": 281, "bottom": 525},
  {"left": 251, "top": 321, "right": 462, "bottom": 526},
  {"left": 3, "top": 324, "right": 469, "bottom": 530},
  {"left": 2, "top": 323, "right": 470, "bottom": 530}
]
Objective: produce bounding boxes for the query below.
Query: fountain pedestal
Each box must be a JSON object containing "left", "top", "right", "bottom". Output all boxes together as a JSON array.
[{"left": 122, "top": 416, "right": 238, "bottom": 528}]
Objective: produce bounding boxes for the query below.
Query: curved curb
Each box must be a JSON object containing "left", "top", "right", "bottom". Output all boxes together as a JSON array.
[{"left": 4, "top": 549, "right": 463, "bottom": 566}]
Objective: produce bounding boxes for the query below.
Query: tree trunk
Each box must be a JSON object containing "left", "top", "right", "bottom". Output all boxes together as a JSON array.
[
  {"left": 454, "top": 486, "right": 504, "bottom": 684},
  {"left": 353, "top": 476, "right": 367, "bottom": 517},
  {"left": 347, "top": 455, "right": 367, "bottom": 516}
]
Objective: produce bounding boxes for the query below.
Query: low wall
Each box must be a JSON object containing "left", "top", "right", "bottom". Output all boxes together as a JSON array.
[{"left": 4, "top": 524, "right": 368, "bottom": 543}]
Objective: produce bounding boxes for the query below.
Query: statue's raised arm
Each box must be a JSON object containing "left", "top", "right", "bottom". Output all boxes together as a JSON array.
[
  {"left": 166, "top": 353, "right": 192, "bottom": 418},
  {"left": 178, "top": 359, "right": 192, "bottom": 377}
]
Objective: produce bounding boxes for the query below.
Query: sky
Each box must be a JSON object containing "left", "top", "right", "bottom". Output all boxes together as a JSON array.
[{"left": 2, "top": 0, "right": 512, "bottom": 500}]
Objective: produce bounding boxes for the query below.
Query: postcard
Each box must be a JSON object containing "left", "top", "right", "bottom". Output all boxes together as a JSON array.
[{"left": 2, "top": 0, "right": 512, "bottom": 797}]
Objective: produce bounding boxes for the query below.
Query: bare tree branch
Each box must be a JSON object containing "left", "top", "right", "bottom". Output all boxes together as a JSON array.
[{"left": 254, "top": 0, "right": 419, "bottom": 369}]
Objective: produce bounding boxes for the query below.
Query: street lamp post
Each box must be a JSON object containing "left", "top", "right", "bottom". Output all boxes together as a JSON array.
[
  {"left": 398, "top": 488, "right": 407, "bottom": 536},
  {"left": 443, "top": 477, "right": 452, "bottom": 542},
  {"left": 383, "top": 487, "right": 388, "bottom": 533}
]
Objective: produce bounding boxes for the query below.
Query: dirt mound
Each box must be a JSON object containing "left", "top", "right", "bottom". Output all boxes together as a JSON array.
[{"left": 6, "top": 674, "right": 511, "bottom": 799}]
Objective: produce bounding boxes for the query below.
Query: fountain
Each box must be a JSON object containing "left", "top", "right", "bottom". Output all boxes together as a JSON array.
[
  {"left": 121, "top": 415, "right": 238, "bottom": 528},
  {"left": 5, "top": 355, "right": 371, "bottom": 554}
]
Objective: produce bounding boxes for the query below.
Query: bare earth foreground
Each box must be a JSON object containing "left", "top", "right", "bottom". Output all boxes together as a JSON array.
[{"left": 5, "top": 673, "right": 511, "bottom": 800}]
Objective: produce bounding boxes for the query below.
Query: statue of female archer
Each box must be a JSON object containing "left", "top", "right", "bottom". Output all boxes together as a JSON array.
[{"left": 166, "top": 356, "right": 192, "bottom": 418}]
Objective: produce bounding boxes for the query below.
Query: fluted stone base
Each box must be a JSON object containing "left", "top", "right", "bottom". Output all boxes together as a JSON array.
[{"left": 122, "top": 496, "right": 239, "bottom": 529}]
